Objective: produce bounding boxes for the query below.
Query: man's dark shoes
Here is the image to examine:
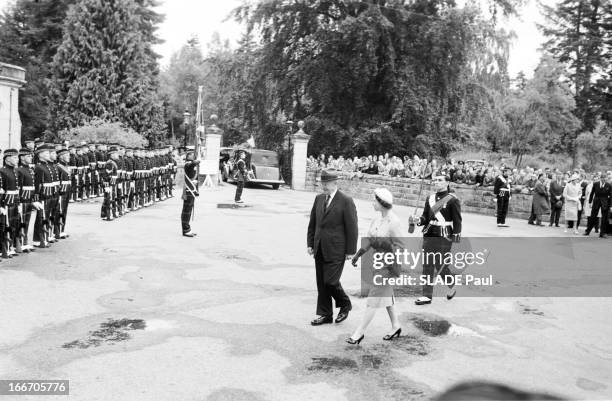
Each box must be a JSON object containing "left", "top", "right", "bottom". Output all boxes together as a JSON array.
[
  {"left": 311, "top": 315, "right": 333, "bottom": 326},
  {"left": 335, "top": 306, "right": 351, "bottom": 323},
  {"left": 183, "top": 231, "right": 197, "bottom": 237}
]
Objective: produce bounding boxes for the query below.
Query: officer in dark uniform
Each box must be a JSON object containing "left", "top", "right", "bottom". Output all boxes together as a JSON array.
[
  {"left": 133, "top": 148, "right": 144, "bottom": 209},
  {"left": 87, "top": 144, "right": 98, "bottom": 197},
  {"left": 494, "top": 167, "right": 512, "bottom": 227},
  {"left": 101, "top": 146, "right": 120, "bottom": 221},
  {"left": 75, "top": 146, "right": 85, "bottom": 201},
  {"left": 68, "top": 146, "right": 78, "bottom": 202},
  {"left": 410, "top": 174, "right": 462, "bottom": 305},
  {"left": 56, "top": 148, "right": 72, "bottom": 238},
  {"left": 0, "top": 149, "right": 22, "bottom": 257},
  {"left": 181, "top": 150, "right": 200, "bottom": 237},
  {"left": 234, "top": 150, "right": 247, "bottom": 204},
  {"left": 115, "top": 145, "right": 125, "bottom": 216},
  {"left": 47, "top": 147, "right": 61, "bottom": 242},
  {"left": 17, "top": 149, "right": 36, "bottom": 253},
  {"left": 124, "top": 148, "right": 136, "bottom": 211},
  {"left": 33, "top": 144, "right": 56, "bottom": 248}
]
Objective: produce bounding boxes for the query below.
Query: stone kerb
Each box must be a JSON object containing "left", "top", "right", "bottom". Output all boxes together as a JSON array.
[{"left": 305, "top": 167, "right": 537, "bottom": 221}]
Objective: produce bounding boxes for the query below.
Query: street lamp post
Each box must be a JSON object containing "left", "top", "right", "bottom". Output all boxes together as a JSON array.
[{"left": 183, "top": 109, "right": 191, "bottom": 148}]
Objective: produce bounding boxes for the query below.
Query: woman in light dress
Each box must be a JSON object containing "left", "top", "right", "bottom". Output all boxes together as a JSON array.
[
  {"left": 347, "top": 188, "right": 405, "bottom": 345},
  {"left": 563, "top": 174, "right": 582, "bottom": 234}
]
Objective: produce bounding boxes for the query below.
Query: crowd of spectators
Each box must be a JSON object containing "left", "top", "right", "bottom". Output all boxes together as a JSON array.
[{"left": 306, "top": 153, "right": 597, "bottom": 195}]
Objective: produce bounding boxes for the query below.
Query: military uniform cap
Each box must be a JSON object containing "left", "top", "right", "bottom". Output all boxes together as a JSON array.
[
  {"left": 57, "top": 148, "right": 69, "bottom": 156},
  {"left": 35, "top": 144, "right": 54, "bottom": 153},
  {"left": 19, "top": 148, "right": 33, "bottom": 156},
  {"left": 3, "top": 148, "right": 18, "bottom": 157}
]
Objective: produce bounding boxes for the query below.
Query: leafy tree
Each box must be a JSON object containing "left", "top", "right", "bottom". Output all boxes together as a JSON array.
[
  {"left": 58, "top": 119, "right": 148, "bottom": 147},
  {"left": 576, "top": 119, "right": 611, "bottom": 170},
  {"left": 47, "top": 0, "right": 164, "bottom": 142},
  {"left": 231, "top": 0, "right": 515, "bottom": 157}
]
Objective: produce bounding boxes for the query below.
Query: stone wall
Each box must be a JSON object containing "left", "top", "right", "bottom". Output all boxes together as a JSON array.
[{"left": 305, "top": 168, "right": 540, "bottom": 221}]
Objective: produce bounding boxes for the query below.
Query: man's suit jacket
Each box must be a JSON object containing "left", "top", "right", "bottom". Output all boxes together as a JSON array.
[
  {"left": 589, "top": 181, "right": 612, "bottom": 203},
  {"left": 307, "top": 190, "right": 358, "bottom": 262}
]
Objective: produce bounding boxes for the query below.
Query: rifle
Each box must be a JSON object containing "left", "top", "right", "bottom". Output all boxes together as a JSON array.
[{"left": 408, "top": 176, "right": 426, "bottom": 234}]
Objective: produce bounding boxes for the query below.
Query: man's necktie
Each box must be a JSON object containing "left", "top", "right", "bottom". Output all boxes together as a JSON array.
[{"left": 324, "top": 194, "right": 330, "bottom": 211}]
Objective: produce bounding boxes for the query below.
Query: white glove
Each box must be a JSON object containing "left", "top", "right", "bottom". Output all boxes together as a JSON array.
[
  {"left": 0, "top": 207, "right": 6, "bottom": 215},
  {"left": 32, "top": 202, "right": 43, "bottom": 210},
  {"left": 104, "top": 187, "right": 111, "bottom": 193}
]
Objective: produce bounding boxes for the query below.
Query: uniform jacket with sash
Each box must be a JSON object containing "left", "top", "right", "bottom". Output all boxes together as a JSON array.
[
  {"left": 418, "top": 190, "right": 462, "bottom": 237},
  {"left": 34, "top": 162, "right": 56, "bottom": 201},
  {"left": 183, "top": 160, "right": 199, "bottom": 198},
  {"left": 493, "top": 175, "right": 511, "bottom": 198},
  {"left": 307, "top": 190, "right": 358, "bottom": 261},
  {"left": 17, "top": 163, "right": 36, "bottom": 203},
  {"left": 0, "top": 165, "right": 20, "bottom": 206},
  {"left": 57, "top": 162, "right": 72, "bottom": 195}
]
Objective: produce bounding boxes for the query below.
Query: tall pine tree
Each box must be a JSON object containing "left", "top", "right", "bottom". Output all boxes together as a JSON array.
[
  {"left": 540, "top": 0, "right": 612, "bottom": 164},
  {"left": 47, "top": 0, "right": 164, "bottom": 141},
  {"left": 0, "top": 0, "right": 76, "bottom": 140}
]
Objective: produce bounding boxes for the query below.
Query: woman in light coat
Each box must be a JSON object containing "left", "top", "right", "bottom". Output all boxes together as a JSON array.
[
  {"left": 347, "top": 188, "right": 405, "bottom": 345},
  {"left": 563, "top": 174, "right": 582, "bottom": 234}
]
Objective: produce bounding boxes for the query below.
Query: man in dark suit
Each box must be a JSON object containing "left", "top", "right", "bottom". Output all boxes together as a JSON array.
[
  {"left": 307, "top": 169, "right": 358, "bottom": 326},
  {"left": 584, "top": 172, "right": 611, "bottom": 238}
]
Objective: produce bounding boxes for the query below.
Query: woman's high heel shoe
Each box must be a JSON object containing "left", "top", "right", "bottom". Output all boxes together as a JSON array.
[
  {"left": 383, "top": 328, "right": 402, "bottom": 341},
  {"left": 346, "top": 334, "right": 364, "bottom": 345}
]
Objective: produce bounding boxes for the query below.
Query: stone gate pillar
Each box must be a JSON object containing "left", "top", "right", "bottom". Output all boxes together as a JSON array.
[
  {"left": 200, "top": 114, "right": 223, "bottom": 186},
  {"left": 291, "top": 121, "right": 311, "bottom": 190},
  {"left": 0, "top": 62, "right": 26, "bottom": 149}
]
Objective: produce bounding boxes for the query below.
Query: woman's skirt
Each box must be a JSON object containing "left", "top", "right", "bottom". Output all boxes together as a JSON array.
[{"left": 565, "top": 199, "right": 579, "bottom": 221}]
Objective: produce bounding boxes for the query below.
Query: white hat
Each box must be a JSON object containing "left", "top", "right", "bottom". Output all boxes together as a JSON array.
[{"left": 374, "top": 188, "right": 393, "bottom": 208}]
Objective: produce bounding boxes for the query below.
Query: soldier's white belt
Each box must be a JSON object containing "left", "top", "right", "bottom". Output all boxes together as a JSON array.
[
  {"left": 21, "top": 186, "right": 35, "bottom": 191},
  {"left": 89, "top": 162, "right": 97, "bottom": 166},
  {"left": 4, "top": 190, "right": 18, "bottom": 195},
  {"left": 43, "top": 183, "right": 57, "bottom": 187},
  {"left": 499, "top": 188, "right": 510, "bottom": 191},
  {"left": 429, "top": 221, "right": 453, "bottom": 227}
]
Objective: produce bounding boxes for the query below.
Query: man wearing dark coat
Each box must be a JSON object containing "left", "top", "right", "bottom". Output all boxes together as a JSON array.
[
  {"left": 307, "top": 169, "right": 358, "bottom": 325},
  {"left": 584, "top": 173, "right": 611, "bottom": 238},
  {"left": 494, "top": 167, "right": 512, "bottom": 227},
  {"left": 181, "top": 150, "right": 200, "bottom": 237},
  {"left": 549, "top": 174, "right": 564, "bottom": 227},
  {"left": 410, "top": 174, "right": 462, "bottom": 305}
]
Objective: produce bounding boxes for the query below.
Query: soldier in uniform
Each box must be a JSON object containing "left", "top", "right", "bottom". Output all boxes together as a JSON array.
[
  {"left": 101, "top": 146, "right": 120, "bottom": 221},
  {"left": 56, "top": 148, "right": 72, "bottom": 238},
  {"left": 87, "top": 143, "right": 99, "bottom": 198},
  {"left": 133, "top": 148, "right": 145, "bottom": 209},
  {"left": 409, "top": 174, "right": 462, "bottom": 305},
  {"left": 494, "top": 167, "right": 512, "bottom": 227},
  {"left": 33, "top": 144, "right": 56, "bottom": 248},
  {"left": 25, "top": 140, "right": 36, "bottom": 153},
  {"left": 68, "top": 146, "right": 78, "bottom": 202},
  {"left": 47, "top": 147, "right": 61, "bottom": 242},
  {"left": 17, "top": 149, "right": 36, "bottom": 253},
  {"left": 123, "top": 148, "right": 135, "bottom": 211},
  {"left": 167, "top": 146, "right": 177, "bottom": 197},
  {"left": 0, "top": 149, "right": 23, "bottom": 257},
  {"left": 234, "top": 150, "right": 247, "bottom": 204},
  {"left": 115, "top": 145, "right": 125, "bottom": 216},
  {"left": 145, "top": 150, "right": 154, "bottom": 206},
  {"left": 75, "top": 146, "right": 85, "bottom": 201},
  {"left": 79, "top": 143, "right": 91, "bottom": 200},
  {"left": 181, "top": 150, "right": 200, "bottom": 237}
]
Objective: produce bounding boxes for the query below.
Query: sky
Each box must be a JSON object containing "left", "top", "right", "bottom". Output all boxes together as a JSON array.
[{"left": 0, "top": 0, "right": 555, "bottom": 79}]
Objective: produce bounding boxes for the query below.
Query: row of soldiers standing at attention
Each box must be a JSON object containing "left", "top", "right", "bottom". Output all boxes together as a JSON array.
[
  {"left": 0, "top": 139, "right": 177, "bottom": 256},
  {"left": 97, "top": 144, "right": 177, "bottom": 221}
]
